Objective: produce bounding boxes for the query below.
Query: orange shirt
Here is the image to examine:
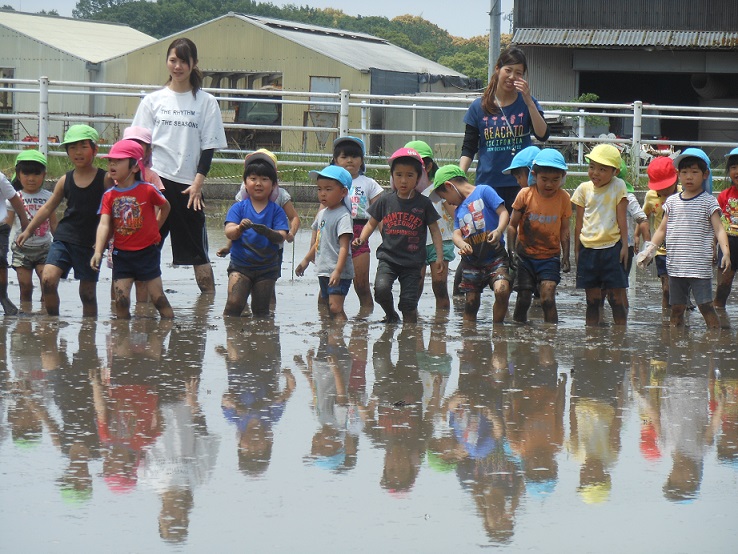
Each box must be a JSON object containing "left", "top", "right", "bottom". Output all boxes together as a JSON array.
[{"left": 512, "top": 186, "right": 572, "bottom": 259}]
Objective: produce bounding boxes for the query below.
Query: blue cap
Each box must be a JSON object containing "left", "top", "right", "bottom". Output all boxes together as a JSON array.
[
  {"left": 725, "top": 147, "right": 738, "bottom": 159},
  {"left": 333, "top": 136, "right": 365, "bottom": 155},
  {"left": 532, "top": 148, "right": 567, "bottom": 171},
  {"left": 502, "top": 145, "right": 541, "bottom": 174},
  {"left": 309, "top": 165, "right": 353, "bottom": 189},
  {"left": 673, "top": 148, "right": 712, "bottom": 193}
]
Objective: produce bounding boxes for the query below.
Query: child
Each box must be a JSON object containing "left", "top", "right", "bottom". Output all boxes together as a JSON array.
[
  {"left": 641, "top": 156, "right": 679, "bottom": 308},
  {"left": 8, "top": 150, "right": 51, "bottom": 310},
  {"left": 16, "top": 125, "right": 108, "bottom": 317},
  {"left": 333, "top": 136, "right": 383, "bottom": 311},
  {"left": 295, "top": 166, "right": 355, "bottom": 321},
  {"left": 619, "top": 160, "right": 650, "bottom": 274},
  {"left": 507, "top": 149, "right": 571, "bottom": 323},
  {"left": 503, "top": 145, "right": 541, "bottom": 189},
  {"left": 223, "top": 150, "right": 288, "bottom": 317},
  {"left": 406, "top": 140, "right": 455, "bottom": 310},
  {"left": 428, "top": 164, "right": 511, "bottom": 323},
  {"left": 90, "top": 139, "right": 173, "bottom": 319},
  {"left": 714, "top": 147, "right": 738, "bottom": 309},
  {"left": 353, "top": 147, "right": 443, "bottom": 323},
  {"left": 571, "top": 144, "right": 629, "bottom": 326},
  {"left": 638, "top": 149, "right": 730, "bottom": 328},
  {"left": 216, "top": 149, "right": 300, "bottom": 308}
]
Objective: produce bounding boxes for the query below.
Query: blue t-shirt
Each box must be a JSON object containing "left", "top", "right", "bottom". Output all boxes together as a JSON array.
[
  {"left": 454, "top": 185, "right": 505, "bottom": 265},
  {"left": 225, "top": 200, "right": 289, "bottom": 269},
  {"left": 463, "top": 93, "right": 544, "bottom": 189}
]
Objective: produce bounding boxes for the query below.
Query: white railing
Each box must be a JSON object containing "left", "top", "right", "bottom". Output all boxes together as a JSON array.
[{"left": 2, "top": 77, "right": 738, "bottom": 180}]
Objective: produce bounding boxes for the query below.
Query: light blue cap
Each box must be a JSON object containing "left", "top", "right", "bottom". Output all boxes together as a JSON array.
[
  {"left": 725, "top": 147, "right": 738, "bottom": 158},
  {"left": 532, "top": 148, "right": 567, "bottom": 171},
  {"left": 310, "top": 165, "right": 353, "bottom": 189},
  {"left": 673, "top": 148, "right": 712, "bottom": 193},
  {"left": 502, "top": 145, "right": 541, "bottom": 174}
]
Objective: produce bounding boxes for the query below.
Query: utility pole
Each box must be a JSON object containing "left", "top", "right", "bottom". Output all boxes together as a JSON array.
[{"left": 488, "top": 0, "right": 501, "bottom": 82}]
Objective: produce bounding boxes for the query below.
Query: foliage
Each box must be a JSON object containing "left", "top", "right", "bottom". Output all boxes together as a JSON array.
[{"left": 72, "top": 0, "right": 506, "bottom": 80}]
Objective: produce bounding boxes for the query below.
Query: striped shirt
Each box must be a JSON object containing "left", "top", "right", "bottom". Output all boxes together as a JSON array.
[{"left": 663, "top": 191, "right": 720, "bottom": 279}]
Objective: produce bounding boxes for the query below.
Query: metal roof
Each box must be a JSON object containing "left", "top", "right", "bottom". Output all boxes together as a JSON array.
[
  {"left": 513, "top": 28, "right": 738, "bottom": 49},
  {"left": 237, "top": 14, "right": 467, "bottom": 77},
  {"left": 0, "top": 10, "right": 157, "bottom": 63}
]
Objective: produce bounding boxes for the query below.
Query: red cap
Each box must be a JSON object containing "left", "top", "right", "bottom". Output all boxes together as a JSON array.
[
  {"left": 101, "top": 139, "right": 146, "bottom": 177},
  {"left": 647, "top": 156, "right": 678, "bottom": 191}
]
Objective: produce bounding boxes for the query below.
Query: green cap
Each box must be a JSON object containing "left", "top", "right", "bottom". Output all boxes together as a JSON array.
[
  {"left": 428, "top": 164, "right": 467, "bottom": 201},
  {"left": 405, "top": 140, "right": 438, "bottom": 177},
  {"left": 15, "top": 149, "right": 48, "bottom": 167},
  {"left": 61, "top": 125, "right": 99, "bottom": 146},
  {"left": 404, "top": 140, "right": 433, "bottom": 159}
]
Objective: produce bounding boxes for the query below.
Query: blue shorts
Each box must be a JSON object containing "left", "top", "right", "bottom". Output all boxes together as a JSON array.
[
  {"left": 45, "top": 240, "right": 98, "bottom": 282},
  {"left": 717, "top": 236, "right": 738, "bottom": 271},
  {"left": 669, "top": 276, "right": 713, "bottom": 306},
  {"left": 112, "top": 245, "right": 162, "bottom": 281},
  {"left": 318, "top": 276, "right": 352, "bottom": 298},
  {"left": 227, "top": 262, "right": 279, "bottom": 283},
  {"left": 576, "top": 242, "right": 628, "bottom": 290},
  {"left": 655, "top": 254, "right": 668, "bottom": 277},
  {"left": 459, "top": 247, "right": 510, "bottom": 293},
  {"left": 514, "top": 254, "right": 561, "bottom": 292},
  {"left": 425, "top": 240, "right": 456, "bottom": 264}
]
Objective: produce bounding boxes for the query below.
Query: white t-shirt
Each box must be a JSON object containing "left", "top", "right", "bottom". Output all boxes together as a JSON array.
[
  {"left": 132, "top": 87, "right": 227, "bottom": 184},
  {"left": 349, "top": 174, "right": 384, "bottom": 220},
  {"left": 7, "top": 188, "right": 53, "bottom": 248},
  {"left": 423, "top": 188, "right": 455, "bottom": 244},
  {"left": 0, "top": 173, "right": 18, "bottom": 222}
]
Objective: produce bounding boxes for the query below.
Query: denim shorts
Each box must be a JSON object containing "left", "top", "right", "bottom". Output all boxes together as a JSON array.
[
  {"left": 425, "top": 240, "right": 456, "bottom": 263},
  {"left": 514, "top": 254, "right": 561, "bottom": 292},
  {"left": 318, "top": 276, "right": 352, "bottom": 298},
  {"left": 45, "top": 240, "right": 98, "bottom": 282},
  {"left": 458, "top": 247, "right": 510, "bottom": 293},
  {"left": 112, "top": 245, "right": 162, "bottom": 281},
  {"left": 669, "top": 276, "right": 713, "bottom": 306},
  {"left": 576, "top": 242, "right": 628, "bottom": 289}
]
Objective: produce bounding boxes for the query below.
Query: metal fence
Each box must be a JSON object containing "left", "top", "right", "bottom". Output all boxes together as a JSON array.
[{"left": 2, "top": 76, "right": 738, "bottom": 180}]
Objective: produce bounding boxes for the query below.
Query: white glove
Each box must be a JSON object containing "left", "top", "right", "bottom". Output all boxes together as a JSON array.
[{"left": 636, "top": 241, "right": 657, "bottom": 269}]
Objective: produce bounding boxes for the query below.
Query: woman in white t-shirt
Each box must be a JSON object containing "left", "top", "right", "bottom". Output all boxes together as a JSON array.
[{"left": 132, "top": 37, "right": 227, "bottom": 292}]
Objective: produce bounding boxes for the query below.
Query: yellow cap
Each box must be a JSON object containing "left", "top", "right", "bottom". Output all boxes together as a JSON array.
[{"left": 586, "top": 144, "right": 622, "bottom": 169}]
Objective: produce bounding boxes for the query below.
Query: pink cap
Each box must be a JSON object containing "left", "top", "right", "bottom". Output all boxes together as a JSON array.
[
  {"left": 122, "top": 126, "right": 152, "bottom": 144},
  {"left": 388, "top": 147, "right": 430, "bottom": 192},
  {"left": 101, "top": 139, "right": 146, "bottom": 177}
]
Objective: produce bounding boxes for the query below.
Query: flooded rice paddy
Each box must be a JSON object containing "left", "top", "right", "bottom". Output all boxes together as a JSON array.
[{"left": 1, "top": 202, "right": 737, "bottom": 552}]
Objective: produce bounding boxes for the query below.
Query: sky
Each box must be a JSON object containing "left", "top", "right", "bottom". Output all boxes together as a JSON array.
[{"left": 6, "top": 0, "right": 515, "bottom": 38}]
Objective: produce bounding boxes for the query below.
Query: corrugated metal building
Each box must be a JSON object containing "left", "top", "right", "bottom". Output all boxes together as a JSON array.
[
  {"left": 0, "top": 10, "right": 156, "bottom": 142},
  {"left": 102, "top": 13, "right": 477, "bottom": 153},
  {"left": 511, "top": 0, "right": 738, "bottom": 146}
]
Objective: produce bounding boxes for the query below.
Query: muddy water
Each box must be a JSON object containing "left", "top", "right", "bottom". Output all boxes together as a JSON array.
[{"left": 1, "top": 201, "right": 737, "bottom": 552}]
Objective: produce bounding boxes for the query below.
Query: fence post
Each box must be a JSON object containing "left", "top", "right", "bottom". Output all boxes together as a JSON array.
[
  {"left": 339, "top": 89, "right": 349, "bottom": 137},
  {"left": 360, "top": 100, "right": 368, "bottom": 146},
  {"left": 39, "top": 76, "right": 49, "bottom": 157},
  {"left": 577, "top": 109, "right": 585, "bottom": 165},
  {"left": 412, "top": 104, "right": 417, "bottom": 141},
  {"left": 631, "top": 101, "right": 643, "bottom": 184}
]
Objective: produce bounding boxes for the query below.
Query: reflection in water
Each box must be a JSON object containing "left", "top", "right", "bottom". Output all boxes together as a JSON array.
[
  {"left": 299, "top": 319, "right": 360, "bottom": 472},
  {"left": 368, "top": 325, "right": 428, "bottom": 493},
  {"left": 568, "top": 330, "right": 626, "bottom": 505},
  {"left": 3, "top": 252, "right": 738, "bottom": 551},
  {"left": 220, "top": 318, "right": 293, "bottom": 477}
]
